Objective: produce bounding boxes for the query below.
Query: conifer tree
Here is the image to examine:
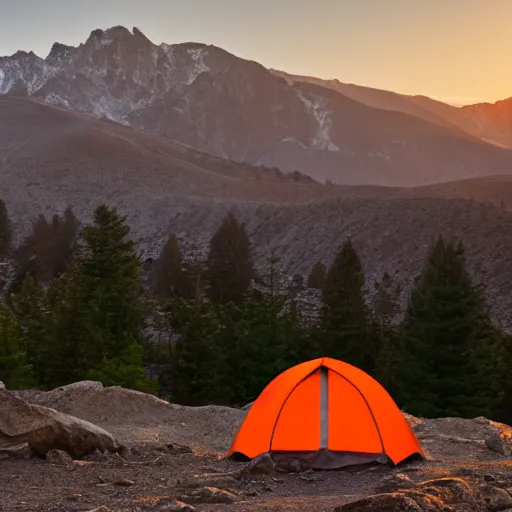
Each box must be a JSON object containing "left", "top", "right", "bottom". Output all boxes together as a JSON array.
[
  {"left": 9, "top": 276, "right": 57, "bottom": 387},
  {"left": 23, "top": 204, "right": 153, "bottom": 391},
  {"left": 212, "top": 293, "right": 302, "bottom": 406},
  {"left": 0, "top": 199, "right": 12, "bottom": 258},
  {"left": 15, "top": 215, "right": 53, "bottom": 285},
  {"left": 491, "top": 333, "right": 512, "bottom": 424},
  {"left": 395, "top": 236, "right": 502, "bottom": 418},
  {"left": 206, "top": 211, "right": 254, "bottom": 305},
  {"left": 319, "top": 238, "right": 374, "bottom": 373},
  {"left": 307, "top": 261, "right": 326, "bottom": 290},
  {"left": 53, "top": 206, "right": 79, "bottom": 276},
  {"left": 372, "top": 273, "right": 402, "bottom": 399},
  {"left": 14, "top": 208, "right": 78, "bottom": 287},
  {"left": 373, "top": 272, "right": 400, "bottom": 331},
  {"left": 208, "top": 251, "right": 300, "bottom": 405},
  {"left": 43, "top": 269, "right": 96, "bottom": 387},
  {"left": 77, "top": 205, "right": 145, "bottom": 364},
  {"left": 166, "top": 299, "right": 220, "bottom": 405},
  {"left": 152, "top": 234, "right": 191, "bottom": 299},
  {"left": 0, "top": 302, "right": 35, "bottom": 389}
]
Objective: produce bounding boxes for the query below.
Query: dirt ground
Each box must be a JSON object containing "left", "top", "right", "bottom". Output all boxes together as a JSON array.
[
  {"left": 0, "top": 448, "right": 379, "bottom": 511},
  {"left": 2, "top": 382, "right": 512, "bottom": 512}
]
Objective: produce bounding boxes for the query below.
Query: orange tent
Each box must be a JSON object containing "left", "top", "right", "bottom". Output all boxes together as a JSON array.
[{"left": 227, "top": 357, "right": 424, "bottom": 469}]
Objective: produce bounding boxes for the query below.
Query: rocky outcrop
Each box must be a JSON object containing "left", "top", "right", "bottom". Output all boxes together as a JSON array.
[
  {"left": 335, "top": 477, "right": 477, "bottom": 511},
  {"left": 336, "top": 475, "right": 512, "bottom": 512},
  {"left": 0, "top": 389, "right": 119, "bottom": 457}
]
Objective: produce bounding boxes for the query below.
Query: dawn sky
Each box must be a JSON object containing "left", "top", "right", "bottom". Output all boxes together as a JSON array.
[{"left": 1, "top": 0, "right": 511, "bottom": 105}]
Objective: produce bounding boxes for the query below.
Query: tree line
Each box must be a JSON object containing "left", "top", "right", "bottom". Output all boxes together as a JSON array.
[{"left": 0, "top": 198, "right": 511, "bottom": 424}]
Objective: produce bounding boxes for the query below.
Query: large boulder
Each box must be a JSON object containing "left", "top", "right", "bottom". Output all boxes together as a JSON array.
[{"left": 0, "top": 390, "right": 120, "bottom": 458}]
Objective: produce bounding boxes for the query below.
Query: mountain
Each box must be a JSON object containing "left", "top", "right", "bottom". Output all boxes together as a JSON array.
[
  {"left": 3, "top": 97, "right": 512, "bottom": 330},
  {"left": 278, "top": 71, "right": 512, "bottom": 149},
  {"left": 1, "top": 26, "right": 512, "bottom": 187}
]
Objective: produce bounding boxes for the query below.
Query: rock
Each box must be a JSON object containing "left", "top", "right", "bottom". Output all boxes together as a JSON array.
[
  {"left": 336, "top": 494, "right": 426, "bottom": 511},
  {"left": 454, "top": 468, "right": 480, "bottom": 478},
  {"left": 182, "top": 486, "right": 236, "bottom": 504},
  {"left": 114, "top": 478, "right": 135, "bottom": 486},
  {"left": 177, "top": 473, "right": 238, "bottom": 491},
  {"left": 0, "top": 389, "right": 119, "bottom": 458},
  {"left": 240, "top": 490, "right": 259, "bottom": 497},
  {"left": 46, "top": 448, "right": 74, "bottom": 467},
  {"left": 335, "top": 477, "right": 476, "bottom": 511},
  {"left": 478, "top": 485, "right": 512, "bottom": 510},
  {"left": 299, "top": 474, "right": 317, "bottom": 482},
  {"left": 0, "top": 381, "right": 5, "bottom": 390},
  {"left": 85, "top": 507, "right": 111, "bottom": 512},
  {"left": 84, "top": 449, "right": 111, "bottom": 462},
  {"left": 241, "top": 453, "right": 275, "bottom": 475},
  {"left": 0, "top": 444, "right": 33, "bottom": 459},
  {"left": 156, "top": 502, "right": 196, "bottom": 511},
  {"left": 379, "top": 472, "right": 413, "bottom": 492},
  {"left": 166, "top": 443, "right": 193, "bottom": 455},
  {"left": 118, "top": 445, "right": 131, "bottom": 459},
  {"left": 486, "top": 431, "right": 506, "bottom": 455}
]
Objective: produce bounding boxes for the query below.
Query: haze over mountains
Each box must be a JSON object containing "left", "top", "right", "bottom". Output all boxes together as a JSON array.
[{"left": 1, "top": 25, "right": 512, "bottom": 187}]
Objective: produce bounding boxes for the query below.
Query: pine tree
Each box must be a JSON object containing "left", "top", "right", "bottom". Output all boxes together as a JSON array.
[
  {"left": 319, "top": 238, "right": 375, "bottom": 373},
  {"left": 492, "top": 333, "right": 512, "bottom": 424},
  {"left": 166, "top": 299, "right": 220, "bottom": 405},
  {"left": 0, "top": 199, "right": 12, "bottom": 258},
  {"left": 43, "top": 269, "right": 96, "bottom": 387},
  {"left": 395, "top": 236, "right": 502, "bottom": 418},
  {"left": 78, "top": 205, "right": 144, "bottom": 360},
  {"left": 9, "top": 276, "right": 57, "bottom": 387},
  {"left": 307, "top": 261, "right": 326, "bottom": 290},
  {"left": 87, "top": 340, "right": 157, "bottom": 394},
  {"left": 206, "top": 211, "right": 254, "bottom": 305},
  {"left": 52, "top": 206, "right": 79, "bottom": 276},
  {"left": 7, "top": 206, "right": 152, "bottom": 391},
  {"left": 373, "top": 272, "right": 400, "bottom": 331},
  {"left": 13, "top": 208, "right": 78, "bottom": 287},
  {"left": 0, "top": 302, "right": 35, "bottom": 389},
  {"left": 15, "top": 214, "right": 53, "bottom": 285},
  {"left": 152, "top": 234, "right": 191, "bottom": 299},
  {"left": 212, "top": 293, "right": 302, "bottom": 406},
  {"left": 372, "top": 273, "right": 402, "bottom": 400}
]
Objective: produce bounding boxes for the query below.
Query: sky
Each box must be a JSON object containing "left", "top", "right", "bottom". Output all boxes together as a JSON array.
[{"left": 0, "top": 0, "right": 511, "bottom": 105}]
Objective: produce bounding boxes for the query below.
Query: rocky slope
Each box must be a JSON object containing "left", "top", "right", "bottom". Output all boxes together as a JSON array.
[
  {"left": 2, "top": 26, "right": 512, "bottom": 186},
  {"left": 279, "top": 71, "right": 512, "bottom": 149},
  {"left": 3, "top": 97, "right": 512, "bottom": 330}
]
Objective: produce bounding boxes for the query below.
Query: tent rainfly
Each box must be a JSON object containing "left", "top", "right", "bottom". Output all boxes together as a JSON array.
[{"left": 227, "top": 357, "right": 424, "bottom": 469}]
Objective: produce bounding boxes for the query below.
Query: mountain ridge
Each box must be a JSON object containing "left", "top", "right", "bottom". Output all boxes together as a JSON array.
[
  {"left": 276, "top": 70, "right": 512, "bottom": 149},
  {"left": 2, "top": 25, "right": 512, "bottom": 187}
]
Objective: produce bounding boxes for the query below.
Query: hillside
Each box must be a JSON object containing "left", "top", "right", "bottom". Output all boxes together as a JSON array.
[
  {"left": 280, "top": 72, "right": 512, "bottom": 149},
  {"left": 2, "top": 26, "right": 512, "bottom": 186},
  {"left": 3, "top": 98, "right": 512, "bottom": 330}
]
